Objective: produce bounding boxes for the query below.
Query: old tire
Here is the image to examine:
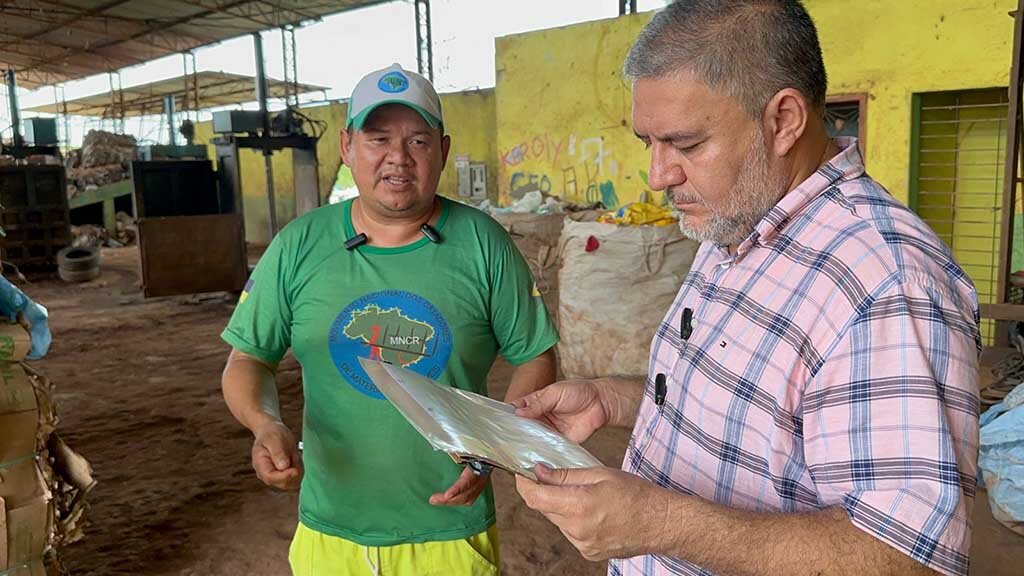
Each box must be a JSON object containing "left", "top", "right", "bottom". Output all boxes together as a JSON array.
[
  {"left": 58, "top": 266, "right": 100, "bottom": 283},
  {"left": 57, "top": 246, "right": 101, "bottom": 272}
]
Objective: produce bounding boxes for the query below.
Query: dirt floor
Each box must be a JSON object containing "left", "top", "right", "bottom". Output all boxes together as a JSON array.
[{"left": 18, "top": 246, "right": 1024, "bottom": 575}]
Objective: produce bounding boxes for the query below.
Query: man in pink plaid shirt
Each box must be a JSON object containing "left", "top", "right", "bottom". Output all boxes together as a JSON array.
[{"left": 514, "top": 1, "right": 980, "bottom": 575}]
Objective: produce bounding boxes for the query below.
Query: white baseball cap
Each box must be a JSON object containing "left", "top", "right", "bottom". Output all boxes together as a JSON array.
[{"left": 346, "top": 63, "right": 443, "bottom": 133}]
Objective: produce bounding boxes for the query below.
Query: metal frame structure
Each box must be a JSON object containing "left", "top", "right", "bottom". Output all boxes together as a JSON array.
[
  {"left": 182, "top": 51, "right": 200, "bottom": 122},
  {"left": 25, "top": 72, "right": 326, "bottom": 118},
  {"left": 163, "top": 94, "right": 177, "bottom": 145},
  {"left": 415, "top": 0, "right": 434, "bottom": 83},
  {"left": 980, "top": 0, "right": 1024, "bottom": 342},
  {"left": 909, "top": 88, "right": 1011, "bottom": 346},
  {"left": 4, "top": 70, "right": 22, "bottom": 147},
  {"left": 281, "top": 25, "right": 299, "bottom": 108},
  {"left": 999, "top": 0, "right": 1024, "bottom": 312},
  {"left": 252, "top": 31, "right": 277, "bottom": 237},
  {"left": 107, "top": 71, "right": 125, "bottom": 132},
  {"left": 1, "top": 70, "right": 58, "bottom": 158},
  {"left": 0, "top": 1, "right": 395, "bottom": 89},
  {"left": 52, "top": 83, "right": 70, "bottom": 153}
]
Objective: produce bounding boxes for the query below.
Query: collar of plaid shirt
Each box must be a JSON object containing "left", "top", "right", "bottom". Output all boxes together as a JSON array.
[
  {"left": 614, "top": 138, "right": 979, "bottom": 576},
  {"left": 743, "top": 139, "right": 865, "bottom": 254}
]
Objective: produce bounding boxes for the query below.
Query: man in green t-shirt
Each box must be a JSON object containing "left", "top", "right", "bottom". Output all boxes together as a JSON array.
[{"left": 221, "top": 63, "right": 558, "bottom": 576}]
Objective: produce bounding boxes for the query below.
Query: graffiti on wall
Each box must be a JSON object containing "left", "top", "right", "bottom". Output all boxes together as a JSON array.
[
  {"left": 501, "top": 132, "right": 620, "bottom": 207},
  {"left": 510, "top": 172, "right": 552, "bottom": 197}
]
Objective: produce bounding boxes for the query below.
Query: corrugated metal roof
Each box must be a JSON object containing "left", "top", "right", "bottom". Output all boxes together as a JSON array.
[
  {"left": 25, "top": 70, "right": 327, "bottom": 117},
  {"left": 0, "top": 0, "right": 394, "bottom": 89}
]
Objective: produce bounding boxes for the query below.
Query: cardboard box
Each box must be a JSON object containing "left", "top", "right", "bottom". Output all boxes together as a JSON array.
[
  {"left": 0, "top": 560, "right": 47, "bottom": 576},
  {"left": 0, "top": 332, "right": 92, "bottom": 571},
  {"left": 0, "top": 458, "right": 45, "bottom": 511},
  {"left": 0, "top": 324, "right": 30, "bottom": 363},
  {"left": 1, "top": 495, "right": 49, "bottom": 571},
  {"left": 0, "top": 357, "right": 51, "bottom": 573},
  {"left": 0, "top": 411, "right": 37, "bottom": 475},
  {"left": 0, "top": 365, "right": 39, "bottom": 507},
  {"left": 0, "top": 363, "right": 36, "bottom": 416},
  {"left": 0, "top": 559, "right": 46, "bottom": 576}
]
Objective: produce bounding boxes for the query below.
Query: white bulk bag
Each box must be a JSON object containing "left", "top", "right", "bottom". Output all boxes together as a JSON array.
[{"left": 557, "top": 215, "right": 699, "bottom": 378}]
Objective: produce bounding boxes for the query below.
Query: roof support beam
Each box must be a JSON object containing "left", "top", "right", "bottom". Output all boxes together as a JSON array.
[
  {"left": 258, "top": 0, "right": 321, "bottom": 24},
  {"left": 0, "top": 0, "right": 392, "bottom": 88},
  {"left": 0, "top": 42, "right": 139, "bottom": 70},
  {"left": 414, "top": 0, "right": 433, "bottom": 83},
  {"left": 8, "top": 0, "right": 250, "bottom": 77},
  {"left": 0, "top": 0, "right": 131, "bottom": 53},
  {"left": 173, "top": 0, "right": 278, "bottom": 28},
  {"left": 0, "top": 5, "right": 141, "bottom": 25}
]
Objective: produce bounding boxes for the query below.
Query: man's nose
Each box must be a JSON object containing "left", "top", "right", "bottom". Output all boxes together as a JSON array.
[
  {"left": 385, "top": 140, "right": 411, "bottom": 165},
  {"left": 647, "top": 142, "right": 685, "bottom": 191}
]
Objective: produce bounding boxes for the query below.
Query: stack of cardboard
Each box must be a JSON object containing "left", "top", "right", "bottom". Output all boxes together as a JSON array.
[
  {"left": 114, "top": 212, "right": 137, "bottom": 246},
  {"left": 65, "top": 130, "right": 137, "bottom": 198},
  {"left": 78, "top": 131, "right": 136, "bottom": 168},
  {"left": 0, "top": 324, "right": 94, "bottom": 575},
  {"left": 70, "top": 212, "right": 138, "bottom": 249}
]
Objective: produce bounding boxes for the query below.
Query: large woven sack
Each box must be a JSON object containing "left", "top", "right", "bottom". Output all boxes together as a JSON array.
[
  {"left": 493, "top": 213, "right": 564, "bottom": 326},
  {"left": 557, "top": 215, "right": 699, "bottom": 378}
]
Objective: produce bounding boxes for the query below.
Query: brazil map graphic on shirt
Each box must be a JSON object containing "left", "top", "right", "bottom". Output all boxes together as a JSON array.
[{"left": 328, "top": 290, "right": 452, "bottom": 399}]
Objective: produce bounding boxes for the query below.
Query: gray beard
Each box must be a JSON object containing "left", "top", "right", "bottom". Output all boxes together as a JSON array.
[{"left": 676, "top": 136, "right": 786, "bottom": 247}]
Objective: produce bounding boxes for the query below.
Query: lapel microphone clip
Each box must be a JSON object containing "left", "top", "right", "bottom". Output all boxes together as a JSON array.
[
  {"left": 344, "top": 233, "right": 368, "bottom": 251},
  {"left": 344, "top": 225, "right": 442, "bottom": 251},
  {"left": 420, "top": 223, "right": 442, "bottom": 244}
]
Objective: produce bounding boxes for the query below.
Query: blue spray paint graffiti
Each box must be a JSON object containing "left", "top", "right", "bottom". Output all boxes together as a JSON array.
[
  {"left": 599, "top": 181, "right": 619, "bottom": 208},
  {"left": 509, "top": 172, "right": 552, "bottom": 198}
]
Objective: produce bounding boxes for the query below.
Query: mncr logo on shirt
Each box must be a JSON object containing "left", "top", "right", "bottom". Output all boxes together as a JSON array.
[{"left": 328, "top": 290, "right": 452, "bottom": 399}]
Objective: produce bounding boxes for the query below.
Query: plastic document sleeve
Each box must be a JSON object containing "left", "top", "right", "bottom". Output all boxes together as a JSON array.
[{"left": 359, "top": 357, "right": 602, "bottom": 481}]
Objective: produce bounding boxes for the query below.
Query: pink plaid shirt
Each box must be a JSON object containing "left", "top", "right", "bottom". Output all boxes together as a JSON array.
[{"left": 612, "top": 139, "right": 980, "bottom": 576}]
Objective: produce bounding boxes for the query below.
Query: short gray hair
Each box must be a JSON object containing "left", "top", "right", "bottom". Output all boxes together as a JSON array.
[{"left": 624, "top": 0, "right": 827, "bottom": 118}]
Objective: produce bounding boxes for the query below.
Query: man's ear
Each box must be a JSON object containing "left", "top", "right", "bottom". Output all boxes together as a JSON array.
[
  {"left": 440, "top": 134, "right": 451, "bottom": 170},
  {"left": 762, "top": 88, "right": 810, "bottom": 157},
  {"left": 340, "top": 128, "right": 353, "bottom": 166}
]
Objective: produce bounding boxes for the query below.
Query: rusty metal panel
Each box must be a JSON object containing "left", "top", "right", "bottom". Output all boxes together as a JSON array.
[
  {"left": 0, "top": 165, "right": 71, "bottom": 271},
  {"left": 130, "top": 160, "right": 220, "bottom": 219},
  {"left": 138, "top": 214, "right": 246, "bottom": 298}
]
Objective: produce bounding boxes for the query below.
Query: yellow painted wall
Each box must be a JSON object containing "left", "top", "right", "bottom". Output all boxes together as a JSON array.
[
  {"left": 495, "top": 15, "right": 652, "bottom": 208},
  {"left": 438, "top": 89, "right": 498, "bottom": 201},
  {"left": 815, "top": 0, "right": 1015, "bottom": 199},
  {"left": 494, "top": 0, "right": 1016, "bottom": 207},
  {"left": 193, "top": 89, "right": 497, "bottom": 245}
]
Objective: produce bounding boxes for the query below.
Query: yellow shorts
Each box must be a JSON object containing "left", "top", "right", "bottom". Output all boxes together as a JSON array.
[{"left": 288, "top": 522, "right": 500, "bottom": 576}]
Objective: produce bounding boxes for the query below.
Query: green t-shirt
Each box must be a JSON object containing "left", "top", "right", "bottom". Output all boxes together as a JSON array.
[{"left": 222, "top": 196, "right": 559, "bottom": 546}]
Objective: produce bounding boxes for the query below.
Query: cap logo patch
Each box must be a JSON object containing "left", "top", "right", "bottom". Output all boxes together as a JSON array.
[{"left": 378, "top": 72, "right": 409, "bottom": 93}]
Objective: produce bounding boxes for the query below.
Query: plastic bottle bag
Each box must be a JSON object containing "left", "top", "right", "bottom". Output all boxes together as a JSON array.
[
  {"left": 979, "top": 383, "right": 1024, "bottom": 535},
  {"left": 0, "top": 277, "right": 51, "bottom": 359}
]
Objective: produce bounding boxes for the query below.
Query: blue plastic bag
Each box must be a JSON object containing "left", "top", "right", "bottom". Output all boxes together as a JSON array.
[
  {"left": 0, "top": 276, "right": 51, "bottom": 359},
  {"left": 979, "top": 383, "right": 1024, "bottom": 536}
]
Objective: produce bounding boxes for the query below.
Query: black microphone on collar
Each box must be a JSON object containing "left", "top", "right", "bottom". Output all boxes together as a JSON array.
[
  {"left": 344, "top": 233, "right": 368, "bottom": 251},
  {"left": 420, "top": 223, "right": 442, "bottom": 244},
  {"left": 344, "top": 224, "right": 443, "bottom": 251}
]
